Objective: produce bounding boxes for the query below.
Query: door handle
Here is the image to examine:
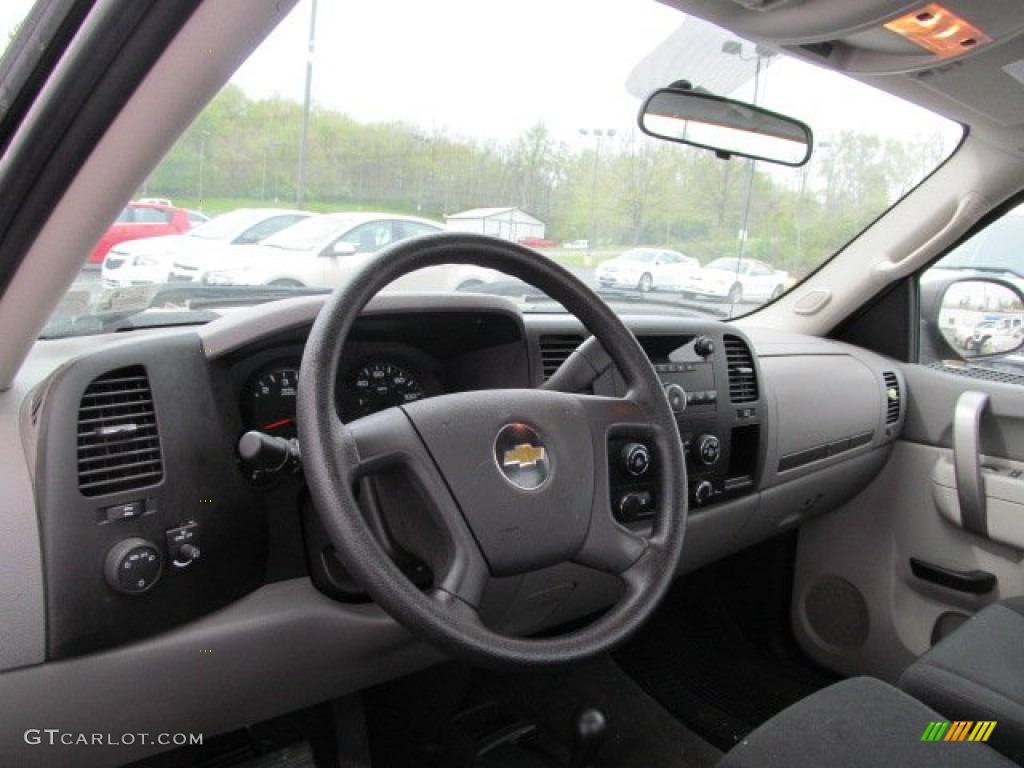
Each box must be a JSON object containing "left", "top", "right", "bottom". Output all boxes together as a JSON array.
[{"left": 953, "top": 390, "right": 989, "bottom": 536}]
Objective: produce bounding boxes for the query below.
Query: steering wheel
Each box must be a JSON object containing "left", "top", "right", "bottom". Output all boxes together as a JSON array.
[{"left": 297, "top": 232, "right": 687, "bottom": 666}]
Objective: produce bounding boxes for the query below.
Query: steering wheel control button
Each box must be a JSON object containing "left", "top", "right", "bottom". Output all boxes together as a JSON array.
[
  {"left": 663, "top": 383, "right": 687, "bottom": 414},
  {"left": 105, "top": 538, "right": 163, "bottom": 595},
  {"left": 494, "top": 423, "right": 551, "bottom": 490},
  {"left": 621, "top": 442, "right": 651, "bottom": 477},
  {"left": 694, "top": 481, "right": 714, "bottom": 506},
  {"left": 166, "top": 523, "right": 201, "bottom": 569},
  {"left": 697, "top": 434, "right": 721, "bottom": 465},
  {"left": 617, "top": 490, "right": 654, "bottom": 522}
]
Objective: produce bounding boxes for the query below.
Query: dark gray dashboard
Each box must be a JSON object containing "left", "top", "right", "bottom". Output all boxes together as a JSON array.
[{"left": 0, "top": 294, "right": 906, "bottom": 766}]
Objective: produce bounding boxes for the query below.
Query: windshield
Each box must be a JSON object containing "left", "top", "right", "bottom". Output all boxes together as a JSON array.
[{"left": 4, "top": 0, "right": 961, "bottom": 337}]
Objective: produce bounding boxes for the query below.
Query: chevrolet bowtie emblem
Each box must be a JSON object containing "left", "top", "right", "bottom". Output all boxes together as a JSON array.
[
  {"left": 494, "top": 424, "right": 550, "bottom": 490},
  {"left": 503, "top": 443, "right": 546, "bottom": 468}
]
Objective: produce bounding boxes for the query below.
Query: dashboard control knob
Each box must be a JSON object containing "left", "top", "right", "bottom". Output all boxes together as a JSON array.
[
  {"left": 694, "top": 335, "right": 715, "bottom": 358},
  {"left": 694, "top": 480, "right": 714, "bottom": 506},
  {"left": 104, "top": 537, "right": 163, "bottom": 595},
  {"left": 696, "top": 434, "right": 721, "bottom": 466},
  {"left": 663, "top": 383, "right": 687, "bottom": 414},
  {"left": 621, "top": 442, "right": 651, "bottom": 477}
]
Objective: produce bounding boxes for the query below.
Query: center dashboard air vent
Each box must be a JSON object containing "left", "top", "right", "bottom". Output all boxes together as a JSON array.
[
  {"left": 539, "top": 334, "right": 583, "bottom": 380},
  {"left": 724, "top": 335, "right": 758, "bottom": 403},
  {"left": 77, "top": 366, "right": 163, "bottom": 497},
  {"left": 883, "top": 371, "right": 901, "bottom": 425}
]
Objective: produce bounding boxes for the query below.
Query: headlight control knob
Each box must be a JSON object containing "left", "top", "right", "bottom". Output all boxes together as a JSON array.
[
  {"left": 104, "top": 537, "right": 163, "bottom": 595},
  {"left": 621, "top": 442, "right": 651, "bottom": 477}
]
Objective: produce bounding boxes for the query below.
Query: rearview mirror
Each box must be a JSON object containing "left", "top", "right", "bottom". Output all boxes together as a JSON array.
[
  {"left": 937, "top": 279, "right": 1024, "bottom": 358},
  {"left": 639, "top": 88, "right": 812, "bottom": 167}
]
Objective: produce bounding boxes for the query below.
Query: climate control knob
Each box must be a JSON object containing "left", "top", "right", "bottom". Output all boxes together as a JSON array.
[
  {"left": 104, "top": 537, "right": 163, "bottom": 595},
  {"left": 694, "top": 480, "right": 714, "bottom": 506},
  {"left": 621, "top": 442, "right": 651, "bottom": 477},
  {"left": 696, "top": 434, "right": 721, "bottom": 466}
]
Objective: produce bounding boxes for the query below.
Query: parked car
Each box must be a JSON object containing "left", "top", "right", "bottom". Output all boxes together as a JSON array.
[
  {"left": 518, "top": 237, "right": 555, "bottom": 248},
  {"left": 596, "top": 247, "right": 700, "bottom": 292},
  {"left": 563, "top": 239, "right": 589, "bottom": 249},
  {"left": 101, "top": 208, "right": 311, "bottom": 286},
  {"left": 683, "top": 257, "right": 789, "bottom": 303},
  {"left": 85, "top": 201, "right": 197, "bottom": 266},
  {"left": 169, "top": 212, "right": 499, "bottom": 291}
]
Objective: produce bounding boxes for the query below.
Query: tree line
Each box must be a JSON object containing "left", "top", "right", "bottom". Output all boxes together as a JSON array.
[{"left": 144, "top": 84, "right": 950, "bottom": 278}]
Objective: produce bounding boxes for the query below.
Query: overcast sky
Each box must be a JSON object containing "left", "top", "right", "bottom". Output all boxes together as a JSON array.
[{"left": 2, "top": 0, "right": 960, "bottom": 151}]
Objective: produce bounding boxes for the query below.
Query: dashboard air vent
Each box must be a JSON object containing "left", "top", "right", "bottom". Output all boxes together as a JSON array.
[
  {"left": 539, "top": 334, "right": 583, "bottom": 380},
  {"left": 724, "top": 335, "right": 758, "bottom": 403},
  {"left": 77, "top": 366, "right": 163, "bottom": 497},
  {"left": 883, "top": 372, "right": 901, "bottom": 425}
]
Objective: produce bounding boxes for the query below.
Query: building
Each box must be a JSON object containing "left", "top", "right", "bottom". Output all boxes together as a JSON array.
[{"left": 444, "top": 207, "right": 545, "bottom": 243}]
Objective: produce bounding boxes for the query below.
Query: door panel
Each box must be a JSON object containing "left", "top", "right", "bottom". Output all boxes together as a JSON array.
[{"left": 791, "top": 363, "right": 1024, "bottom": 683}]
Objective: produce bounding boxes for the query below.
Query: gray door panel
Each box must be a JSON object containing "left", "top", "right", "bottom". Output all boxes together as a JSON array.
[{"left": 792, "top": 364, "right": 1024, "bottom": 682}]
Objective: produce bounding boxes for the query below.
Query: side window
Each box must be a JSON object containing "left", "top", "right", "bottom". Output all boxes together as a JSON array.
[
  {"left": 339, "top": 221, "right": 395, "bottom": 253},
  {"left": 115, "top": 207, "right": 134, "bottom": 223},
  {"left": 236, "top": 215, "right": 305, "bottom": 244},
  {"left": 749, "top": 262, "right": 772, "bottom": 276},
  {"left": 920, "top": 207, "right": 1024, "bottom": 372},
  {"left": 397, "top": 220, "right": 441, "bottom": 239}
]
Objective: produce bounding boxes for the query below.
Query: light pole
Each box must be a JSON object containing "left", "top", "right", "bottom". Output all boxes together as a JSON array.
[
  {"left": 197, "top": 130, "right": 210, "bottom": 209},
  {"left": 297, "top": 0, "right": 317, "bottom": 209},
  {"left": 579, "top": 127, "right": 616, "bottom": 267},
  {"left": 721, "top": 42, "right": 773, "bottom": 267}
]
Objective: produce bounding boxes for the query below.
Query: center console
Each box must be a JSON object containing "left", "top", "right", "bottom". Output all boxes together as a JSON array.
[{"left": 607, "top": 328, "right": 762, "bottom": 522}]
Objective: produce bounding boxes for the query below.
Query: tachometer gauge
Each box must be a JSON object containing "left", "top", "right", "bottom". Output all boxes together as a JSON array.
[
  {"left": 352, "top": 361, "right": 424, "bottom": 417},
  {"left": 249, "top": 366, "right": 299, "bottom": 437}
]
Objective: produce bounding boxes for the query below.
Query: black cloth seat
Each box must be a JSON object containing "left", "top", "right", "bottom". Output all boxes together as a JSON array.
[
  {"left": 718, "top": 676, "right": 1012, "bottom": 767},
  {"left": 900, "top": 597, "right": 1024, "bottom": 763}
]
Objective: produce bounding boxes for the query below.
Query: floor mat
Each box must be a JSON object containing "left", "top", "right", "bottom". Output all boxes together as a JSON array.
[{"left": 615, "top": 578, "right": 836, "bottom": 753}]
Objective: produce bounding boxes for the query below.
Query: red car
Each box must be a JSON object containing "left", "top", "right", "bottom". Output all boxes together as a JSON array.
[
  {"left": 518, "top": 236, "right": 555, "bottom": 248},
  {"left": 86, "top": 201, "right": 196, "bottom": 265}
]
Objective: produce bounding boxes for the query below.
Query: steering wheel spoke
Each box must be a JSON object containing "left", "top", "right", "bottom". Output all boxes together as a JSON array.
[{"left": 343, "top": 409, "right": 490, "bottom": 607}]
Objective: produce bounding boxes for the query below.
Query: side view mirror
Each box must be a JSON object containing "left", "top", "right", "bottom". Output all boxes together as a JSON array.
[
  {"left": 930, "top": 278, "right": 1024, "bottom": 359},
  {"left": 328, "top": 241, "right": 358, "bottom": 257},
  {"left": 639, "top": 87, "right": 812, "bottom": 167}
]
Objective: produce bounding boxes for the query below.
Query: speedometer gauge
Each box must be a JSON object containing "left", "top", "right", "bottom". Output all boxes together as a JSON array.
[{"left": 352, "top": 361, "right": 424, "bottom": 417}]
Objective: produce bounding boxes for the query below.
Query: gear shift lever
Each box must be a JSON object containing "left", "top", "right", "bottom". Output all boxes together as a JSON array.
[{"left": 568, "top": 708, "right": 606, "bottom": 768}]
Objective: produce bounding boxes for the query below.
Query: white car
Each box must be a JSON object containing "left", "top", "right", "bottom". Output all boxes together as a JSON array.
[
  {"left": 102, "top": 208, "right": 310, "bottom": 286},
  {"left": 169, "top": 212, "right": 500, "bottom": 291},
  {"left": 683, "top": 257, "right": 789, "bottom": 303},
  {"left": 596, "top": 247, "right": 700, "bottom": 292}
]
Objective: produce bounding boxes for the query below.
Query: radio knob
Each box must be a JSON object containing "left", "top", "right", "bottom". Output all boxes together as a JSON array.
[
  {"left": 694, "top": 480, "right": 714, "bottom": 505},
  {"left": 696, "top": 434, "right": 721, "bottom": 466},
  {"left": 663, "top": 383, "right": 687, "bottom": 414},
  {"left": 694, "top": 336, "right": 715, "bottom": 358},
  {"left": 104, "top": 537, "right": 163, "bottom": 595},
  {"left": 621, "top": 442, "right": 651, "bottom": 477}
]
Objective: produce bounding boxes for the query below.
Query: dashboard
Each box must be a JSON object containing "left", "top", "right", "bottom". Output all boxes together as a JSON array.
[{"left": 13, "top": 293, "right": 905, "bottom": 672}]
